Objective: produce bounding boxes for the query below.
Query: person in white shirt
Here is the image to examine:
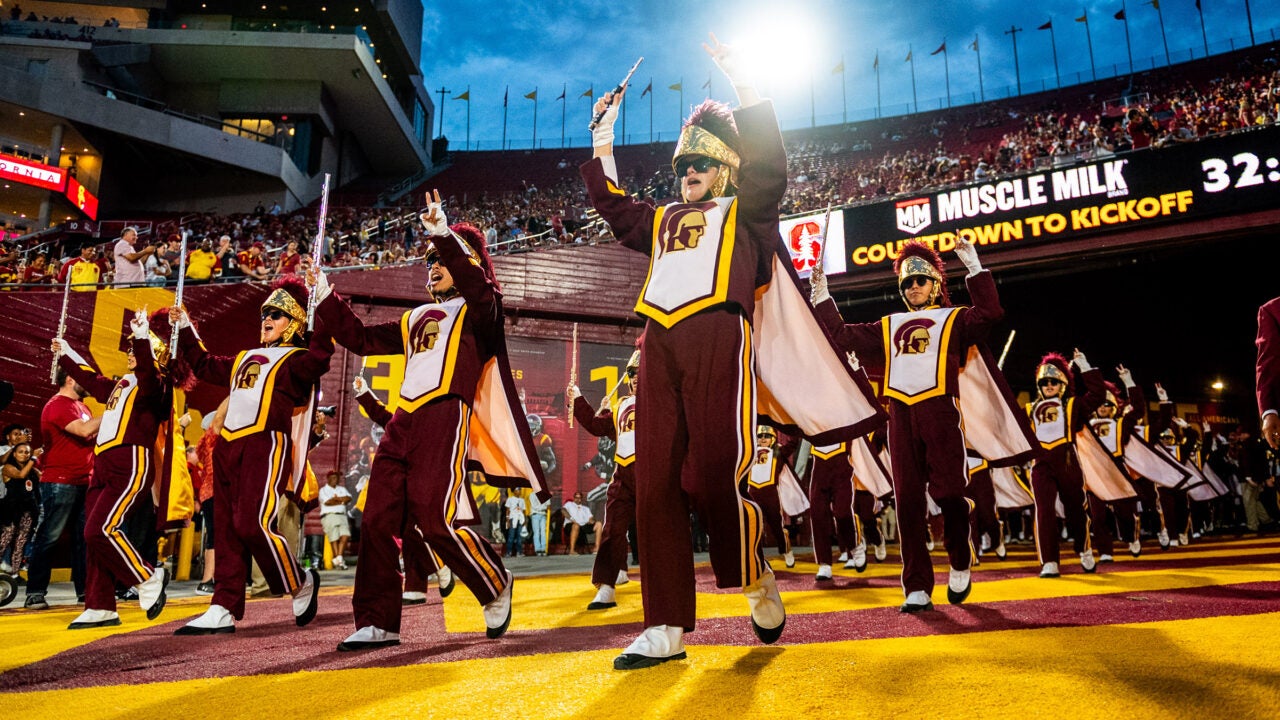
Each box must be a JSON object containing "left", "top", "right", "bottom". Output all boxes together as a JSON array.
[
  {"left": 318, "top": 471, "right": 353, "bottom": 570},
  {"left": 561, "top": 492, "right": 593, "bottom": 555},
  {"left": 504, "top": 491, "right": 527, "bottom": 557},
  {"left": 112, "top": 227, "right": 155, "bottom": 287},
  {"left": 528, "top": 492, "right": 551, "bottom": 556}
]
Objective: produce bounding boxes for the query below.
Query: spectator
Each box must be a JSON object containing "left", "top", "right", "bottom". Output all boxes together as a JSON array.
[
  {"left": 112, "top": 226, "right": 156, "bottom": 287},
  {"left": 57, "top": 244, "right": 100, "bottom": 291},
  {"left": 275, "top": 240, "right": 302, "bottom": 276},
  {"left": 21, "top": 253, "right": 53, "bottom": 285},
  {"left": 504, "top": 489, "right": 527, "bottom": 557},
  {"left": 528, "top": 490, "right": 550, "bottom": 556},
  {"left": 237, "top": 242, "right": 270, "bottom": 280},
  {"left": 1, "top": 442, "right": 42, "bottom": 576},
  {"left": 144, "top": 246, "right": 170, "bottom": 286},
  {"left": 25, "top": 368, "right": 101, "bottom": 610},
  {"left": 561, "top": 491, "right": 593, "bottom": 555},
  {"left": 269, "top": 201, "right": 282, "bottom": 216},
  {"left": 185, "top": 238, "right": 219, "bottom": 282},
  {"left": 214, "top": 235, "right": 239, "bottom": 278},
  {"left": 318, "top": 470, "right": 352, "bottom": 569}
]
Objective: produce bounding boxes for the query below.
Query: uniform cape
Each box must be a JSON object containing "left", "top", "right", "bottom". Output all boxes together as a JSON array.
[
  {"left": 990, "top": 465, "right": 1034, "bottom": 509},
  {"left": 1185, "top": 453, "right": 1230, "bottom": 501},
  {"left": 956, "top": 344, "right": 1039, "bottom": 467},
  {"left": 287, "top": 395, "right": 320, "bottom": 512},
  {"left": 754, "top": 253, "right": 887, "bottom": 444},
  {"left": 1122, "top": 433, "right": 1191, "bottom": 489},
  {"left": 1076, "top": 425, "right": 1138, "bottom": 502},
  {"left": 850, "top": 437, "right": 894, "bottom": 498},
  {"left": 155, "top": 387, "right": 196, "bottom": 531},
  {"left": 775, "top": 461, "right": 810, "bottom": 516}
]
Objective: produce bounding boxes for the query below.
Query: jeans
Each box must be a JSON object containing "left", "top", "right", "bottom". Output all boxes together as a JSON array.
[
  {"left": 26, "top": 482, "right": 87, "bottom": 596},
  {"left": 530, "top": 512, "right": 547, "bottom": 554},
  {"left": 506, "top": 523, "right": 525, "bottom": 557}
]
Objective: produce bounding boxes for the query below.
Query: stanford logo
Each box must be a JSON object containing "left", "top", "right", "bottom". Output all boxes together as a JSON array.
[
  {"left": 893, "top": 317, "right": 936, "bottom": 356},
  {"left": 895, "top": 198, "right": 932, "bottom": 235},
  {"left": 788, "top": 221, "right": 823, "bottom": 272},
  {"left": 410, "top": 310, "right": 447, "bottom": 353},
  {"left": 658, "top": 204, "right": 713, "bottom": 255}
]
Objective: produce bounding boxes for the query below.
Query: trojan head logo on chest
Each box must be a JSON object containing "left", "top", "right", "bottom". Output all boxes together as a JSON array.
[
  {"left": 410, "top": 309, "right": 448, "bottom": 353},
  {"left": 1034, "top": 400, "right": 1062, "bottom": 424},
  {"left": 234, "top": 354, "right": 269, "bottom": 389},
  {"left": 658, "top": 204, "right": 714, "bottom": 255},
  {"left": 106, "top": 378, "right": 131, "bottom": 410},
  {"left": 618, "top": 403, "right": 637, "bottom": 434},
  {"left": 893, "top": 317, "right": 936, "bottom": 356},
  {"left": 1096, "top": 422, "right": 1112, "bottom": 438}
]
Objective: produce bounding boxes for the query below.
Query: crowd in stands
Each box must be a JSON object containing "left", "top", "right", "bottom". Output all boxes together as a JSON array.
[{"left": 0, "top": 44, "right": 1277, "bottom": 287}]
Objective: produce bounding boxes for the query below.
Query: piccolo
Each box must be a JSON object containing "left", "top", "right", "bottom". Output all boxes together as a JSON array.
[
  {"left": 51, "top": 272, "right": 72, "bottom": 383},
  {"left": 307, "top": 173, "right": 332, "bottom": 330},
  {"left": 170, "top": 229, "right": 189, "bottom": 358},
  {"left": 567, "top": 323, "right": 579, "bottom": 428},
  {"left": 588, "top": 57, "right": 643, "bottom": 131}
]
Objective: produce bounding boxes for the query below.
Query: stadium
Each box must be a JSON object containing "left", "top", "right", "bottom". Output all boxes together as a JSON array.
[{"left": 1, "top": 1, "right": 1279, "bottom": 717}]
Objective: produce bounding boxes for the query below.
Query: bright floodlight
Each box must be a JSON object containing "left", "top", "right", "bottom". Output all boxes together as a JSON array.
[
  {"left": 732, "top": 9, "right": 822, "bottom": 88},
  {"left": 1211, "top": 380, "right": 1225, "bottom": 391}
]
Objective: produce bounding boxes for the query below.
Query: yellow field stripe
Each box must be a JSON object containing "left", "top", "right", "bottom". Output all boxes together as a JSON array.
[{"left": 12, "top": 613, "right": 1280, "bottom": 718}]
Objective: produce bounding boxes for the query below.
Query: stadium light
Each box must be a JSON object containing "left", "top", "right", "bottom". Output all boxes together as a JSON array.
[
  {"left": 730, "top": 9, "right": 823, "bottom": 89},
  {"left": 1211, "top": 380, "right": 1225, "bottom": 391}
]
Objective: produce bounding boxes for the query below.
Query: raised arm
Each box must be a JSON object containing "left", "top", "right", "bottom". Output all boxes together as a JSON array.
[
  {"left": 419, "top": 190, "right": 498, "bottom": 318},
  {"left": 311, "top": 269, "right": 404, "bottom": 357},
  {"left": 1116, "top": 364, "right": 1145, "bottom": 442},
  {"left": 126, "top": 311, "right": 163, "bottom": 397},
  {"left": 170, "top": 307, "right": 234, "bottom": 388},
  {"left": 52, "top": 339, "right": 117, "bottom": 403},
  {"left": 582, "top": 88, "right": 657, "bottom": 253},
  {"left": 570, "top": 391, "right": 616, "bottom": 439},
  {"left": 1071, "top": 349, "right": 1107, "bottom": 429},
  {"left": 354, "top": 376, "right": 393, "bottom": 428}
]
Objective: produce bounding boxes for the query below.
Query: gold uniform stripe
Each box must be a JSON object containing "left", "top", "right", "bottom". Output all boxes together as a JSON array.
[
  {"left": 221, "top": 349, "right": 302, "bottom": 441},
  {"left": 880, "top": 309, "right": 960, "bottom": 405},
  {"left": 102, "top": 445, "right": 151, "bottom": 582},
  {"left": 260, "top": 433, "right": 300, "bottom": 592},
  {"left": 732, "top": 315, "right": 762, "bottom": 584},
  {"left": 445, "top": 406, "right": 504, "bottom": 591}
]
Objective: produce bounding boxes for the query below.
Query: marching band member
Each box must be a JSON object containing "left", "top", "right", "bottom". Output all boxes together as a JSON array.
[
  {"left": 312, "top": 191, "right": 547, "bottom": 651},
  {"left": 172, "top": 278, "right": 329, "bottom": 634},
  {"left": 1084, "top": 368, "right": 1145, "bottom": 561},
  {"left": 747, "top": 426, "right": 796, "bottom": 568},
  {"left": 807, "top": 441, "right": 859, "bottom": 581},
  {"left": 811, "top": 239, "right": 1035, "bottom": 611}
]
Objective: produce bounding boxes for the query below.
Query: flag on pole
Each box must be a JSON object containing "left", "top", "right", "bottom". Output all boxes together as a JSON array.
[
  {"left": 524, "top": 89, "right": 537, "bottom": 100},
  {"left": 1147, "top": 0, "right": 1159, "bottom": 7},
  {"left": 454, "top": 90, "right": 470, "bottom": 101},
  {"left": 1114, "top": 8, "right": 1126, "bottom": 19},
  {"left": 1075, "top": 12, "right": 1088, "bottom": 22},
  {"left": 969, "top": 36, "right": 979, "bottom": 51},
  {"left": 873, "top": 52, "right": 879, "bottom": 69},
  {"left": 905, "top": 50, "right": 913, "bottom": 62},
  {"left": 832, "top": 60, "right": 845, "bottom": 73},
  {"left": 1038, "top": 19, "right": 1053, "bottom": 30},
  {"left": 640, "top": 80, "right": 652, "bottom": 96},
  {"left": 580, "top": 85, "right": 593, "bottom": 98},
  {"left": 701, "top": 76, "right": 711, "bottom": 89},
  {"left": 503, "top": 87, "right": 508, "bottom": 106},
  {"left": 668, "top": 81, "right": 682, "bottom": 91},
  {"left": 556, "top": 88, "right": 565, "bottom": 101},
  {"left": 931, "top": 42, "right": 946, "bottom": 55}
]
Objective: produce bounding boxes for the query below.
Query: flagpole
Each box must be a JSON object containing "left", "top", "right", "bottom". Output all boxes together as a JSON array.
[
  {"left": 972, "top": 36, "right": 984, "bottom": 102},
  {"left": 1079, "top": 10, "right": 1097, "bottom": 81},
  {"left": 1120, "top": 0, "right": 1133, "bottom": 74},
  {"left": 647, "top": 78, "right": 654, "bottom": 143},
  {"left": 465, "top": 85, "right": 471, "bottom": 150},
  {"left": 874, "top": 52, "right": 881, "bottom": 119},
  {"left": 1004, "top": 26, "right": 1023, "bottom": 95},
  {"left": 908, "top": 45, "right": 917, "bottom": 113},
  {"left": 1196, "top": 1, "right": 1208, "bottom": 58},
  {"left": 502, "top": 85, "right": 508, "bottom": 150},
  {"left": 1044, "top": 21, "right": 1061, "bottom": 88},
  {"left": 560, "top": 83, "right": 566, "bottom": 149},
  {"left": 942, "top": 44, "right": 950, "bottom": 108},
  {"left": 532, "top": 87, "right": 538, "bottom": 149},
  {"left": 1245, "top": 0, "right": 1255, "bottom": 46},
  {"left": 1150, "top": 0, "right": 1170, "bottom": 66},
  {"left": 621, "top": 87, "right": 626, "bottom": 145},
  {"left": 840, "top": 55, "right": 847, "bottom": 124}
]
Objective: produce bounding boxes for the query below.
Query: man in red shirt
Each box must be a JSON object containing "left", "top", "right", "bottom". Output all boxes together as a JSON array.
[
  {"left": 25, "top": 369, "right": 102, "bottom": 609},
  {"left": 237, "top": 242, "right": 271, "bottom": 280}
]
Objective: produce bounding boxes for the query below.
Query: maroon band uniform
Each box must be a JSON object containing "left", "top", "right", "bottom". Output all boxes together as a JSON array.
[{"left": 573, "top": 394, "right": 637, "bottom": 588}]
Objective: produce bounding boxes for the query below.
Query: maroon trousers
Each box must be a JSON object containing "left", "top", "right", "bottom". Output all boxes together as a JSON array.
[
  {"left": 84, "top": 445, "right": 155, "bottom": 612},
  {"left": 591, "top": 465, "right": 636, "bottom": 587},
  {"left": 210, "top": 432, "right": 306, "bottom": 620},
  {"left": 888, "top": 397, "right": 973, "bottom": 596},
  {"left": 1089, "top": 494, "right": 1139, "bottom": 556},
  {"left": 852, "top": 487, "right": 883, "bottom": 548},
  {"left": 634, "top": 311, "right": 765, "bottom": 631},
  {"left": 1031, "top": 446, "right": 1092, "bottom": 565},
  {"left": 1157, "top": 487, "right": 1191, "bottom": 537},
  {"left": 966, "top": 468, "right": 1004, "bottom": 552},
  {"left": 809, "top": 457, "right": 857, "bottom": 565},
  {"left": 402, "top": 525, "right": 441, "bottom": 594},
  {"left": 354, "top": 399, "right": 509, "bottom": 634},
  {"left": 748, "top": 482, "right": 790, "bottom": 556}
]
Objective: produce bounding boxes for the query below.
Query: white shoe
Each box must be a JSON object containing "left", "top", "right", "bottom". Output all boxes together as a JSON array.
[
  {"left": 1081, "top": 549, "right": 1097, "bottom": 573},
  {"left": 482, "top": 571, "right": 513, "bottom": 638},
  {"left": 837, "top": 551, "right": 849, "bottom": 563},
  {"left": 1158, "top": 529, "right": 1170, "bottom": 548},
  {"left": 401, "top": 591, "right": 427, "bottom": 605},
  {"left": 614, "top": 625, "right": 686, "bottom": 669},
  {"left": 337, "top": 625, "right": 400, "bottom": 651},
  {"left": 900, "top": 590, "right": 933, "bottom": 613},
  {"left": 874, "top": 539, "right": 887, "bottom": 562},
  {"left": 1178, "top": 533, "right": 1190, "bottom": 546},
  {"left": 588, "top": 584, "right": 617, "bottom": 610},
  {"left": 744, "top": 569, "right": 785, "bottom": 644},
  {"left": 1169, "top": 538, "right": 1180, "bottom": 547},
  {"left": 815, "top": 564, "right": 833, "bottom": 581},
  {"left": 333, "top": 557, "right": 348, "bottom": 570},
  {"left": 292, "top": 567, "right": 321, "bottom": 627},
  {"left": 136, "top": 567, "right": 169, "bottom": 620},
  {"left": 947, "top": 567, "right": 971, "bottom": 604},
  {"left": 1099, "top": 554, "right": 1114, "bottom": 563},
  {"left": 926, "top": 539, "right": 935, "bottom": 552},
  {"left": 1128, "top": 540, "right": 1142, "bottom": 557},
  {"left": 846, "top": 541, "right": 868, "bottom": 572},
  {"left": 783, "top": 552, "right": 796, "bottom": 568},
  {"left": 1040, "top": 562, "right": 1060, "bottom": 578},
  {"left": 616, "top": 569, "right": 630, "bottom": 585},
  {"left": 175, "top": 604, "right": 235, "bottom": 635},
  {"left": 68, "top": 608, "right": 121, "bottom": 629},
  {"left": 436, "top": 566, "right": 456, "bottom": 598}
]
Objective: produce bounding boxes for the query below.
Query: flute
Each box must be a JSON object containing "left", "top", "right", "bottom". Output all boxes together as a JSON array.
[
  {"left": 307, "top": 173, "right": 332, "bottom": 330},
  {"left": 567, "top": 323, "right": 579, "bottom": 428},
  {"left": 170, "top": 229, "right": 189, "bottom": 358},
  {"left": 997, "top": 329, "right": 1016, "bottom": 371},
  {"left": 588, "top": 57, "right": 644, "bottom": 131},
  {"left": 51, "top": 271, "right": 72, "bottom": 383}
]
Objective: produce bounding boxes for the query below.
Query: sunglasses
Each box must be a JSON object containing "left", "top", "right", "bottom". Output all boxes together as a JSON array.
[
  {"left": 901, "top": 276, "right": 933, "bottom": 289},
  {"left": 1039, "top": 378, "right": 1064, "bottom": 387},
  {"left": 675, "top": 156, "right": 719, "bottom": 176},
  {"left": 261, "top": 309, "right": 288, "bottom": 321}
]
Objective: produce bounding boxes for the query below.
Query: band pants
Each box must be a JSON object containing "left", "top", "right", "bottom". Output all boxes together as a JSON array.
[
  {"left": 402, "top": 524, "right": 441, "bottom": 594},
  {"left": 1031, "top": 446, "right": 1092, "bottom": 565},
  {"left": 966, "top": 468, "right": 1004, "bottom": 551},
  {"left": 748, "top": 482, "right": 790, "bottom": 557},
  {"left": 809, "top": 459, "right": 857, "bottom": 565},
  {"left": 591, "top": 466, "right": 636, "bottom": 587},
  {"left": 84, "top": 445, "right": 156, "bottom": 612},
  {"left": 852, "top": 487, "right": 883, "bottom": 549}
]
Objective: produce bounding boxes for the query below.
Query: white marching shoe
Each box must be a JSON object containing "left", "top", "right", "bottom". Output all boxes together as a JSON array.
[
  {"left": 436, "top": 566, "right": 456, "bottom": 598},
  {"left": 846, "top": 542, "right": 868, "bottom": 572},
  {"left": 1040, "top": 562, "right": 1061, "bottom": 578},
  {"left": 401, "top": 591, "right": 428, "bottom": 606},
  {"left": 815, "top": 564, "right": 833, "bottom": 582},
  {"left": 616, "top": 569, "right": 630, "bottom": 585},
  {"left": 292, "top": 567, "right": 321, "bottom": 627},
  {"left": 137, "top": 567, "right": 169, "bottom": 620},
  {"left": 1128, "top": 540, "right": 1142, "bottom": 557},
  {"left": 587, "top": 583, "right": 617, "bottom": 610},
  {"left": 874, "top": 538, "right": 887, "bottom": 562},
  {"left": 744, "top": 568, "right": 786, "bottom": 644},
  {"left": 900, "top": 590, "right": 933, "bottom": 613},
  {"left": 946, "top": 567, "right": 972, "bottom": 604},
  {"left": 68, "top": 608, "right": 121, "bottom": 629},
  {"left": 783, "top": 551, "right": 796, "bottom": 568},
  {"left": 337, "top": 625, "right": 400, "bottom": 651},
  {"left": 1081, "top": 549, "right": 1098, "bottom": 574},
  {"left": 614, "top": 625, "right": 686, "bottom": 670},
  {"left": 175, "top": 604, "right": 235, "bottom": 635},
  {"left": 483, "top": 571, "right": 513, "bottom": 639},
  {"left": 837, "top": 551, "right": 849, "bottom": 563}
]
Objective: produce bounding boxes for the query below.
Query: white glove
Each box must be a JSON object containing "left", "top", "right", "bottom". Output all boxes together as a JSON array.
[
  {"left": 567, "top": 384, "right": 581, "bottom": 404},
  {"left": 705, "top": 33, "right": 752, "bottom": 88},
  {"left": 810, "top": 259, "right": 830, "bottom": 304},
  {"left": 1172, "top": 417, "right": 1190, "bottom": 429},
  {"left": 130, "top": 309, "right": 150, "bottom": 340},
  {"left": 1116, "top": 364, "right": 1134, "bottom": 388},
  {"left": 352, "top": 376, "right": 369, "bottom": 395},
  {"left": 954, "top": 238, "right": 983, "bottom": 276},
  {"left": 419, "top": 189, "right": 450, "bottom": 237},
  {"left": 311, "top": 267, "right": 332, "bottom": 304},
  {"left": 51, "top": 337, "right": 64, "bottom": 356},
  {"left": 1072, "top": 348, "right": 1091, "bottom": 372},
  {"left": 1156, "top": 384, "right": 1169, "bottom": 403},
  {"left": 591, "top": 95, "right": 620, "bottom": 148}
]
